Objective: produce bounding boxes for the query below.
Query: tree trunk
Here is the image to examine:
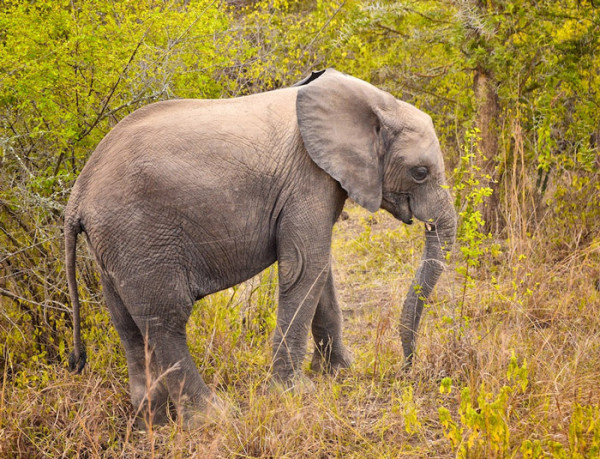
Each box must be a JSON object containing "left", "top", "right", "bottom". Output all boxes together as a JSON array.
[{"left": 473, "top": 65, "right": 504, "bottom": 235}]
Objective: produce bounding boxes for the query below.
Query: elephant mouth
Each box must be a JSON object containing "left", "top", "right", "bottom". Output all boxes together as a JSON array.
[{"left": 382, "top": 192, "right": 413, "bottom": 225}]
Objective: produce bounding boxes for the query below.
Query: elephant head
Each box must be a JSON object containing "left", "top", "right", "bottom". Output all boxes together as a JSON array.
[{"left": 296, "top": 69, "right": 456, "bottom": 363}]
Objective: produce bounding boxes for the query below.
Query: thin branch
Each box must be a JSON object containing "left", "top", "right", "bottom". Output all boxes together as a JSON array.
[
  {"left": 374, "top": 23, "right": 409, "bottom": 38},
  {"left": 76, "top": 31, "right": 149, "bottom": 142},
  {"left": 302, "top": 1, "right": 347, "bottom": 53}
]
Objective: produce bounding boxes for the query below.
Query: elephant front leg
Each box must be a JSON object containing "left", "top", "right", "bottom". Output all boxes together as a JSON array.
[
  {"left": 272, "top": 247, "right": 331, "bottom": 385},
  {"left": 310, "top": 264, "right": 352, "bottom": 374}
]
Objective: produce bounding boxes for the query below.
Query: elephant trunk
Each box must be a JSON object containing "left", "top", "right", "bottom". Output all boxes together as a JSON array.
[{"left": 400, "top": 198, "right": 456, "bottom": 365}]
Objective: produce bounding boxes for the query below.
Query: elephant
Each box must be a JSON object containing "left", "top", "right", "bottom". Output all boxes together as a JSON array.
[{"left": 65, "top": 68, "right": 456, "bottom": 427}]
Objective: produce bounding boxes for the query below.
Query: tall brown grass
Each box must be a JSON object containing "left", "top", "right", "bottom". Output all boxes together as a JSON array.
[{"left": 1, "top": 193, "right": 598, "bottom": 457}]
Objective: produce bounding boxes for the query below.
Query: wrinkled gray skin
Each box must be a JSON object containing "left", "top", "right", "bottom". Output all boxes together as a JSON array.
[{"left": 65, "top": 69, "right": 456, "bottom": 427}]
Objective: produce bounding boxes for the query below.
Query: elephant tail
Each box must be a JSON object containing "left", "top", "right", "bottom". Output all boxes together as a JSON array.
[{"left": 65, "top": 216, "right": 87, "bottom": 373}]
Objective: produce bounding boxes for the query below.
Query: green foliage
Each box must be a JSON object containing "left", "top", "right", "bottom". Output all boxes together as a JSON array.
[
  {"left": 439, "top": 354, "right": 529, "bottom": 457},
  {"left": 225, "top": 0, "right": 357, "bottom": 90},
  {"left": 567, "top": 404, "right": 600, "bottom": 458},
  {"left": 0, "top": 0, "right": 232, "bottom": 371},
  {"left": 1, "top": 0, "right": 230, "bottom": 177},
  {"left": 518, "top": 403, "right": 600, "bottom": 458},
  {"left": 440, "top": 353, "right": 600, "bottom": 458},
  {"left": 399, "top": 385, "right": 422, "bottom": 435},
  {"left": 442, "top": 128, "right": 498, "bottom": 342},
  {"left": 453, "top": 129, "right": 493, "bottom": 269},
  {"left": 318, "top": 0, "right": 600, "bottom": 242}
]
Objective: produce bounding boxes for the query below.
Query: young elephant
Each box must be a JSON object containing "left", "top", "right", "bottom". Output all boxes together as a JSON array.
[{"left": 65, "top": 69, "right": 456, "bottom": 426}]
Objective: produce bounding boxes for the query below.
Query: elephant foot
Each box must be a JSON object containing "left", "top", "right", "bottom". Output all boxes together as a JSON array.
[
  {"left": 134, "top": 408, "right": 170, "bottom": 431},
  {"left": 131, "top": 384, "right": 171, "bottom": 431},
  {"left": 178, "top": 393, "right": 230, "bottom": 430},
  {"left": 133, "top": 400, "right": 171, "bottom": 431},
  {"left": 310, "top": 345, "right": 353, "bottom": 374}
]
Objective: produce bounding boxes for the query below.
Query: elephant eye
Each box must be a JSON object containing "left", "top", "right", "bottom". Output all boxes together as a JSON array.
[{"left": 410, "top": 166, "right": 428, "bottom": 182}]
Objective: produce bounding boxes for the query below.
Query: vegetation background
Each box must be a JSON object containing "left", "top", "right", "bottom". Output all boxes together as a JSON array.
[{"left": 1, "top": 0, "right": 599, "bottom": 457}]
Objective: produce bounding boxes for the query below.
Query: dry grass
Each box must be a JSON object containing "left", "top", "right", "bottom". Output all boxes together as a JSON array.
[{"left": 1, "top": 203, "right": 599, "bottom": 458}]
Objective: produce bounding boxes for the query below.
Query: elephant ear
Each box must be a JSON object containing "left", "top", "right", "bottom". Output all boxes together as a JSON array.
[{"left": 296, "top": 69, "right": 396, "bottom": 212}]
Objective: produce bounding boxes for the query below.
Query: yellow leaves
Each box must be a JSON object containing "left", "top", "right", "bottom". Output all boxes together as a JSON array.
[
  {"left": 568, "top": 404, "right": 600, "bottom": 456},
  {"left": 554, "top": 18, "right": 588, "bottom": 44},
  {"left": 398, "top": 385, "right": 422, "bottom": 435},
  {"left": 511, "top": 31, "right": 526, "bottom": 45},
  {"left": 506, "top": 351, "right": 529, "bottom": 393},
  {"left": 437, "top": 353, "right": 534, "bottom": 457},
  {"left": 439, "top": 376, "right": 453, "bottom": 395}
]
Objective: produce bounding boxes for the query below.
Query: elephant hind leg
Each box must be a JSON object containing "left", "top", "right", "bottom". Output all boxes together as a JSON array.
[
  {"left": 137, "top": 323, "right": 215, "bottom": 428},
  {"left": 126, "top": 292, "right": 214, "bottom": 428},
  {"left": 100, "top": 275, "right": 170, "bottom": 427},
  {"left": 310, "top": 265, "right": 352, "bottom": 374}
]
